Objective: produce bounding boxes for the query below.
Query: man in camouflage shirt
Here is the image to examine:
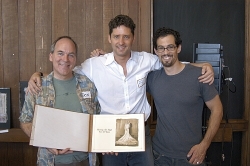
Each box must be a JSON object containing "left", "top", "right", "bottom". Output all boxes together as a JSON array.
[{"left": 19, "top": 36, "right": 100, "bottom": 166}]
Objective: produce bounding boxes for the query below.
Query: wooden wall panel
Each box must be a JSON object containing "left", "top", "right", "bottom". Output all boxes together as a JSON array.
[
  {"left": 52, "top": 0, "right": 69, "bottom": 40},
  {"left": 0, "top": 143, "right": 8, "bottom": 166},
  {"left": 0, "top": 0, "right": 3, "bottom": 87},
  {"left": 2, "top": 0, "right": 20, "bottom": 128},
  {"left": 22, "top": 144, "right": 37, "bottom": 166},
  {"left": 114, "top": 0, "right": 122, "bottom": 15},
  {"left": 85, "top": 0, "right": 103, "bottom": 57},
  {"left": 242, "top": 0, "right": 250, "bottom": 165},
  {"left": 35, "top": 0, "right": 52, "bottom": 74},
  {"left": 7, "top": 143, "right": 24, "bottom": 166},
  {"left": 69, "top": 0, "right": 86, "bottom": 65},
  {"left": 139, "top": 0, "right": 152, "bottom": 52},
  {"left": 129, "top": 0, "right": 139, "bottom": 51},
  {"left": 121, "top": 0, "right": 129, "bottom": 15},
  {"left": 18, "top": 0, "right": 36, "bottom": 81},
  {"left": 103, "top": 0, "right": 113, "bottom": 52}
]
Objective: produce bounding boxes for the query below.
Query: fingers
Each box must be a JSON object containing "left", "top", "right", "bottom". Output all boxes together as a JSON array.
[
  {"left": 102, "top": 152, "right": 118, "bottom": 156},
  {"left": 58, "top": 148, "right": 73, "bottom": 154},
  {"left": 187, "top": 145, "right": 206, "bottom": 165},
  {"left": 47, "top": 148, "right": 73, "bottom": 155},
  {"left": 99, "top": 49, "right": 106, "bottom": 55},
  {"left": 27, "top": 80, "right": 40, "bottom": 95},
  {"left": 199, "top": 76, "right": 214, "bottom": 85},
  {"left": 190, "top": 154, "right": 205, "bottom": 165},
  {"left": 199, "top": 63, "right": 214, "bottom": 85},
  {"left": 90, "top": 49, "right": 102, "bottom": 57},
  {"left": 47, "top": 148, "right": 59, "bottom": 155},
  {"left": 90, "top": 49, "right": 106, "bottom": 57},
  {"left": 27, "top": 72, "right": 42, "bottom": 95},
  {"left": 198, "top": 72, "right": 214, "bottom": 85}
]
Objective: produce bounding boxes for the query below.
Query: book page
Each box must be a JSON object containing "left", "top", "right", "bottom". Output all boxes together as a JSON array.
[
  {"left": 90, "top": 114, "right": 145, "bottom": 152},
  {"left": 30, "top": 105, "right": 90, "bottom": 152}
]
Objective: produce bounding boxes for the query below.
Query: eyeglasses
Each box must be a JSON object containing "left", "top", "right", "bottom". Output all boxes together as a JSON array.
[{"left": 157, "top": 45, "right": 176, "bottom": 53}]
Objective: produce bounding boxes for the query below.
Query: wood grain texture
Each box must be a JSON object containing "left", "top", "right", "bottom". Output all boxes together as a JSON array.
[
  {"left": 242, "top": 0, "right": 250, "bottom": 165},
  {"left": 52, "top": 0, "right": 69, "bottom": 39},
  {"left": 85, "top": 0, "right": 103, "bottom": 57},
  {"left": 103, "top": 0, "right": 113, "bottom": 52},
  {"left": 128, "top": 0, "right": 139, "bottom": 51},
  {"left": 2, "top": 0, "right": 20, "bottom": 128},
  {"left": 0, "top": 128, "right": 29, "bottom": 142},
  {"left": 19, "top": 0, "right": 36, "bottom": 81},
  {"left": 22, "top": 143, "right": 38, "bottom": 166},
  {"left": 69, "top": 0, "right": 86, "bottom": 65},
  {"left": 138, "top": 0, "right": 152, "bottom": 52},
  {"left": 35, "top": 0, "right": 52, "bottom": 74},
  {"left": 0, "top": 0, "right": 3, "bottom": 86},
  {"left": 0, "top": 143, "right": 8, "bottom": 166}
]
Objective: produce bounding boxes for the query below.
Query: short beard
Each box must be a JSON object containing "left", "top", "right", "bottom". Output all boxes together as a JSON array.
[{"left": 161, "top": 54, "right": 174, "bottom": 67}]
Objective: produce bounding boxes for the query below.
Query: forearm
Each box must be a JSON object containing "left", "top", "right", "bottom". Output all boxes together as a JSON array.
[
  {"left": 201, "top": 103, "right": 223, "bottom": 148},
  {"left": 190, "top": 62, "right": 209, "bottom": 68},
  {"left": 20, "top": 122, "right": 32, "bottom": 137}
]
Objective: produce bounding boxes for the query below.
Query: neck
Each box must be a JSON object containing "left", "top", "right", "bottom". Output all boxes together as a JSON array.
[
  {"left": 114, "top": 54, "right": 131, "bottom": 66},
  {"left": 164, "top": 61, "right": 185, "bottom": 75},
  {"left": 114, "top": 54, "right": 131, "bottom": 76},
  {"left": 53, "top": 72, "right": 74, "bottom": 81}
]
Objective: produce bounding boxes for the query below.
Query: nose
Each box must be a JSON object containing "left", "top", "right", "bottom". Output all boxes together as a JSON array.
[
  {"left": 118, "top": 37, "right": 125, "bottom": 44},
  {"left": 163, "top": 48, "right": 170, "bottom": 53},
  {"left": 62, "top": 54, "right": 69, "bottom": 61}
]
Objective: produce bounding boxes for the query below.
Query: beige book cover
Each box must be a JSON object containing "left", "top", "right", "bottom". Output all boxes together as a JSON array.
[{"left": 30, "top": 105, "right": 145, "bottom": 152}]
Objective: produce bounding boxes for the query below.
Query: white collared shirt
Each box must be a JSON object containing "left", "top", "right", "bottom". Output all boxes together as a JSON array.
[{"left": 74, "top": 51, "right": 161, "bottom": 120}]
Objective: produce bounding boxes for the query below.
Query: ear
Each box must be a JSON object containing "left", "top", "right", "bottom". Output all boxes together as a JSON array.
[
  {"left": 154, "top": 48, "right": 158, "bottom": 54},
  {"left": 49, "top": 53, "right": 53, "bottom": 62},
  {"left": 177, "top": 45, "right": 182, "bottom": 54},
  {"left": 108, "top": 35, "right": 111, "bottom": 43},
  {"left": 132, "top": 35, "right": 135, "bottom": 44}
]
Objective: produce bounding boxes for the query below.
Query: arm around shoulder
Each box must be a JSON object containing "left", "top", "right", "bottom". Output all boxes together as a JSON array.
[{"left": 190, "top": 62, "right": 214, "bottom": 85}]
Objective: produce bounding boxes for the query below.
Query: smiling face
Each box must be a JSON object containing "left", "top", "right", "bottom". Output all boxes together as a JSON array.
[
  {"left": 108, "top": 25, "right": 134, "bottom": 59},
  {"left": 154, "top": 35, "right": 181, "bottom": 68},
  {"left": 49, "top": 38, "right": 76, "bottom": 80}
]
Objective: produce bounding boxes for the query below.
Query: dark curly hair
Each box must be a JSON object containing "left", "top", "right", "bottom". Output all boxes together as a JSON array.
[
  {"left": 108, "top": 14, "right": 136, "bottom": 36},
  {"left": 153, "top": 27, "right": 182, "bottom": 49}
]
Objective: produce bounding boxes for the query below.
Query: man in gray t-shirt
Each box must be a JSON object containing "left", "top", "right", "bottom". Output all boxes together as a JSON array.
[{"left": 147, "top": 27, "right": 223, "bottom": 166}]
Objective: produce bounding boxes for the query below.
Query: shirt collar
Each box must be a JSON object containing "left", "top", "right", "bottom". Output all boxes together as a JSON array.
[{"left": 104, "top": 51, "right": 139, "bottom": 65}]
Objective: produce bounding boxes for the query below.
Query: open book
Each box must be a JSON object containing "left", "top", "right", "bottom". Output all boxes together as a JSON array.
[{"left": 30, "top": 105, "right": 145, "bottom": 152}]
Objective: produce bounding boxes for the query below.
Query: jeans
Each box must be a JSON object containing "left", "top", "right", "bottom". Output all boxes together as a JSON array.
[
  {"left": 102, "top": 124, "right": 154, "bottom": 166},
  {"left": 153, "top": 150, "right": 206, "bottom": 166},
  {"left": 54, "top": 159, "right": 89, "bottom": 166}
]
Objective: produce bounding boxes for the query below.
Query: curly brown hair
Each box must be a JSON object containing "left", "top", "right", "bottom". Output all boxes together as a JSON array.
[{"left": 108, "top": 14, "right": 136, "bottom": 36}]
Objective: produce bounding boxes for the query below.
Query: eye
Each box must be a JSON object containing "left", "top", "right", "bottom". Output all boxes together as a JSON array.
[
  {"left": 168, "top": 45, "right": 175, "bottom": 49},
  {"left": 69, "top": 53, "right": 75, "bottom": 57},
  {"left": 58, "top": 52, "right": 64, "bottom": 56},
  {"left": 157, "top": 46, "right": 164, "bottom": 49},
  {"left": 124, "top": 35, "right": 129, "bottom": 39}
]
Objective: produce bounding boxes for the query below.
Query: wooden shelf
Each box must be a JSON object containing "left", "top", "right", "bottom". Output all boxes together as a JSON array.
[
  {"left": 212, "top": 119, "right": 248, "bottom": 142},
  {"left": 0, "top": 128, "right": 29, "bottom": 142},
  {"left": 150, "top": 119, "right": 248, "bottom": 142},
  {"left": 218, "top": 119, "right": 248, "bottom": 132}
]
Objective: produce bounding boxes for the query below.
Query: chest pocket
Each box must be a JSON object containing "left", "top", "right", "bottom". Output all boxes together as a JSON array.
[{"left": 136, "top": 74, "right": 146, "bottom": 92}]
